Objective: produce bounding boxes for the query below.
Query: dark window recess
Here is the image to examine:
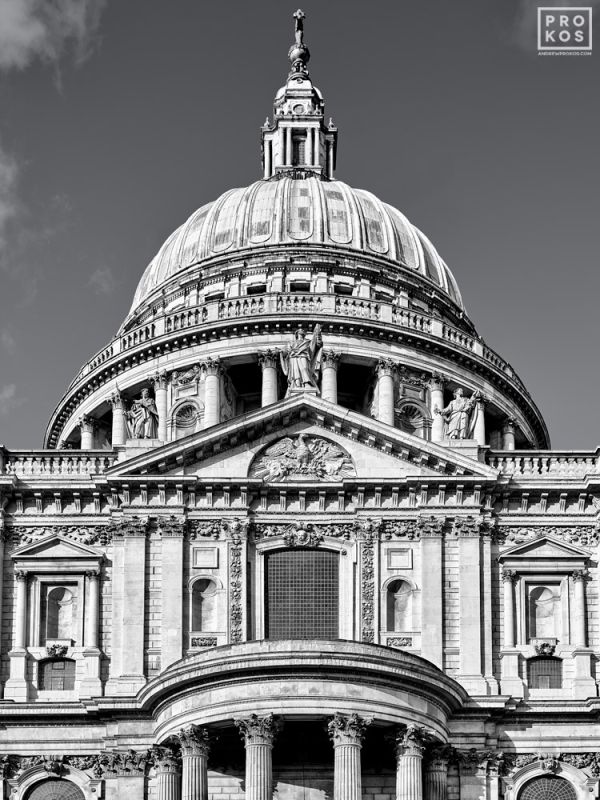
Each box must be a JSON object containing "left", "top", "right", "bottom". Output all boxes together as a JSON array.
[
  {"left": 246, "top": 284, "right": 267, "bottom": 296},
  {"left": 292, "top": 135, "right": 306, "bottom": 165},
  {"left": 265, "top": 549, "right": 339, "bottom": 640},
  {"left": 333, "top": 284, "right": 353, "bottom": 296},
  {"left": 289, "top": 281, "right": 311, "bottom": 293},
  {"left": 205, "top": 292, "right": 225, "bottom": 302},
  {"left": 39, "top": 658, "right": 76, "bottom": 691},
  {"left": 527, "top": 657, "right": 562, "bottom": 689}
]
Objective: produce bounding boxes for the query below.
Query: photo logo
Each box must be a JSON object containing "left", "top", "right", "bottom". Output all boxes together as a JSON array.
[{"left": 538, "top": 7, "right": 592, "bottom": 52}]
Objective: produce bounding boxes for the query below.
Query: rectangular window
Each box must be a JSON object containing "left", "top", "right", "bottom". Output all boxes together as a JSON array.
[{"left": 265, "top": 549, "right": 339, "bottom": 640}]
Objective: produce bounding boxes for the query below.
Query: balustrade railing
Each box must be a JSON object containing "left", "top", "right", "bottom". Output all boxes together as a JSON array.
[
  {"left": 489, "top": 452, "right": 599, "bottom": 478},
  {"left": 4, "top": 451, "right": 117, "bottom": 477}
]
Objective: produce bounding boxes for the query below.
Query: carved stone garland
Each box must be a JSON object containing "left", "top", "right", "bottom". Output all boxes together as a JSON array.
[{"left": 229, "top": 536, "right": 244, "bottom": 644}]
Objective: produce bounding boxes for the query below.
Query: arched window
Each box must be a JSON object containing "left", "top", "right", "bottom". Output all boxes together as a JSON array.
[
  {"left": 386, "top": 580, "right": 413, "bottom": 632},
  {"left": 45, "top": 587, "right": 75, "bottom": 641},
  {"left": 527, "top": 657, "right": 562, "bottom": 689},
  {"left": 39, "top": 658, "right": 76, "bottom": 691},
  {"left": 25, "top": 780, "right": 85, "bottom": 800},
  {"left": 175, "top": 403, "right": 201, "bottom": 440},
  {"left": 528, "top": 585, "right": 560, "bottom": 641},
  {"left": 191, "top": 579, "right": 218, "bottom": 632},
  {"left": 519, "top": 776, "right": 576, "bottom": 800},
  {"left": 396, "top": 404, "right": 428, "bottom": 440}
]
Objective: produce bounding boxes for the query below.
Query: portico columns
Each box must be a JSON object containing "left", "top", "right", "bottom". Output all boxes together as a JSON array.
[
  {"left": 328, "top": 713, "right": 371, "bottom": 800},
  {"left": 395, "top": 726, "right": 427, "bottom": 800},
  {"left": 236, "top": 713, "right": 280, "bottom": 800},
  {"left": 153, "top": 747, "right": 181, "bottom": 800},
  {"left": 84, "top": 570, "right": 100, "bottom": 648},
  {"left": 259, "top": 351, "right": 278, "bottom": 407},
  {"left": 572, "top": 569, "right": 589, "bottom": 648},
  {"left": 110, "top": 392, "right": 127, "bottom": 446},
  {"left": 429, "top": 374, "right": 445, "bottom": 443},
  {"left": 14, "top": 571, "right": 28, "bottom": 650},
  {"left": 79, "top": 415, "right": 95, "bottom": 449},
  {"left": 203, "top": 358, "right": 223, "bottom": 428},
  {"left": 424, "top": 746, "right": 452, "bottom": 800},
  {"left": 321, "top": 350, "right": 340, "bottom": 404},
  {"left": 502, "top": 569, "right": 517, "bottom": 648},
  {"left": 151, "top": 371, "right": 169, "bottom": 442},
  {"left": 376, "top": 360, "right": 396, "bottom": 426},
  {"left": 502, "top": 417, "right": 516, "bottom": 450},
  {"left": 473, "top": 395, "right": 486, "bottom": 446},
  {"left": 178, "top": 725, "right": 211, "bottom": 800}
]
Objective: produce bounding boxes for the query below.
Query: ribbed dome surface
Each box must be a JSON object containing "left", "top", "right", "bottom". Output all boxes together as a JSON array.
[{"left": 130, "top": 177, "right": 463, "bottom": 314}]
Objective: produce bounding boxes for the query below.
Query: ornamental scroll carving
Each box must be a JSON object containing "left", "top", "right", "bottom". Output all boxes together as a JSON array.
[
  {"left": 9, "top": 526, "right": 111, "bottom": 546},
  {"left": 229, "top": 537, "right": 243, "bottom": 644},
  {"left": 188, "top": 518, "right": 248, "bottom": 541},
  {"left": 359, "top": 521, "right": 379, "bottom": 643},
  {"left": 249, "top": 434, "right": 355, "bottom": 482},
  {"left": 495, "top": 526, "right": 599, "bottom": 548}
]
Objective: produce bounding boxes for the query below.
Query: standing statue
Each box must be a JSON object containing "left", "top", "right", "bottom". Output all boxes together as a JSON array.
[
  {"left": 127, "top": 388, "right": 159, "bottom": 439},
  {"left": 280, "top": 324, "right": 323, "bottom": 393},
  {"left": 434, "top": 388, "right": 480, "bottom": 440},
  {"left": 293, "top": 8, "right": 306, "bottom": 45}
]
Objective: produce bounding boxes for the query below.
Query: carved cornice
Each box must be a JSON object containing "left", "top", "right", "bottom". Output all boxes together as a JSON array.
[
  {"left": 177, "top": 725, "right": 211, "bottom": 757},
  {"left": 327, "top": 713, "right": 372, "bottom": 746},
  {"left": 235, "top": 714, "right": 281, "bottom": 746}
]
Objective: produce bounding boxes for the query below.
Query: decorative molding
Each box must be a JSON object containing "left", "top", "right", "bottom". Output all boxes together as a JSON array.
[
  {"left": 177, "top": 725, "right": 211, "bottom": 757},
  {"left": 454, "top": 516, "right": 485, "bottom": 538},
  {"left": 360, "top": 535, "right": 375, "bottom": 643},
  {"left": 572, "top": 568, "right": 590, "bottom": 582},
  {"left": 101, "top": 749, "right": 149, "bottom": 777},
  {"left": 45, "top": 644, "right": 68, "bottom": 658},
  {"left": 534, "top": 641, "right": 556, "bottom": 656},
  {"left": 249, "top": 434, "right": 354, "bottom": 482},
  {"left": 112, "top": 516, "right": 148, "bottom": 539},
  {"left": 229, "top": 537, "right": 243, "bottom": 644},
  {"left": 560, "top": 753, "right": 600, "bottom": 777},
  {"left": 10, "top": 526, "right": 111, "bottom": 547},
  {"left": 327, "top": 713, "right": 372, "bottom": 746},
  {"left": 191, "top": 636, "right": 217, "bottom": 648},
  {"left": 387, "top": 637, "right": 413, "bottom": 648},
  {"left": 495, "top": 526, "right": 599, "bottom": 548}
]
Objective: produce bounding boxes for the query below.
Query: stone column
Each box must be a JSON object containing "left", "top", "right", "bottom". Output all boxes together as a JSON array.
[
  {"left": 285, "top": 126, "right": 292, "bottom": 165},
  {"left": 151, "top": 371, "right": 169, "bottom": 442},
  {"left": 259, "top": 351, "right": 278, "bottom": 407},
  {"left": 502, "top": 569, "right": 517, "bottom": 648},
  {"left": 376, "top": 360, "right": 396, "bottom": 426},
  {"left": 79, "top": 415, "right": 95, "bottom": 449},
  {"left": 328, "top": 713, "right": 371, "bottom": 800},
  {"left": 14, "top": 570, "right": 28, "bottom": 649},
  {"left": 473, "top": 395, "right": 486, "bottom": 446},
  {"left": 264, "top": 140, "right": 272, "bottom": 178},
  {"left": 153, "top": 747, "right": 181, "bottom": 800},
  {"left": 321, "top": 350, "right": 340, "bottom": 404},
  {"left": 313, "top": 127, "right": 320, "bottom": 166},
  {"left": 429, "top": 374, "right": 446, "bottom": 443},
  {"left": 110, "top": 392, "right": 127, "bottom": 446},
  {"left": 572, "top": 569, "right": 589, "bottom": 648},
  {"left": 424, "top": 746, "right": 451, "bottom": 800},
  {"left": 305, "top": 125, "right": 313, "bottom": 165},
  {"left": 235, "top": 714, "right": 280, "bottom": 800},
  {"left": 502, "top": 418, "right": 516, "bottom": 450},
  {"left": 395, "top": 726, "right": 427, "bottom": 800},
  {"left": 178, "top": 725, "right": 211, "bottom": 800},
  {"left": 203, "top": 358, "right": 222, "bottom": 428},
  {"left": 84, "top": 570, "right": 100, "bottom": 648}
]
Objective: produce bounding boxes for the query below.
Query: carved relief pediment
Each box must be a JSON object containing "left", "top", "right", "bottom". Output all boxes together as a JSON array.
[
  {"left": 11, "top": 534, "right": 102, "bottom": 561},
  {"left": 498, "top": 535, "right": 591, "bottom": 560},
  {"left": 249, "top": 434, "right": 355, "bottom": 482}
]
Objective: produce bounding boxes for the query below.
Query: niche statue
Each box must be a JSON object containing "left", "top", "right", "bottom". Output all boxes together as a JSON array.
[
  {"left": 280, "top": 324, "right": 323, "bottom": 394},
  {"left": 127, "top": 388, "right": 159, "bottom": 439},
  {"left": 434, "top": 387, "right": 480, "bottom": 440}
]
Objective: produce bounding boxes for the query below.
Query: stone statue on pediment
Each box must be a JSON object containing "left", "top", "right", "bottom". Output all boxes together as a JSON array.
[
  {"left": 127, "top": 388, "right": 159, "bottom": 439},
  {"left": 434, "top": 387, "right": 480, "bottom": 440},
  {"left": 280, "top": 324, "right": 322, "bottom": 394}
]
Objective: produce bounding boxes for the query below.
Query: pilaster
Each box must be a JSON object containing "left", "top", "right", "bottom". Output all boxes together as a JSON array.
[{"left": 160, "top": 519, "right": 185, "bottom": 669}]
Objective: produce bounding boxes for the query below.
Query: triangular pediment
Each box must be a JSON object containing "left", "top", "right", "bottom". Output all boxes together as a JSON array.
[
  {"left": 11, "top": 534, "right": 102, "bottom": 560},
  {"left": 104, "top": 394, "right": 497, "bottom": 482},
  {"left": 499, "top": 535, "right": 591, "bottom": 560}
]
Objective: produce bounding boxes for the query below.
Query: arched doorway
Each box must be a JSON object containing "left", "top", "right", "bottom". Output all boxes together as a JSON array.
[
  {"left": 519, "top": 776, "right": 577, "bottom": 800},
  {"left": 25, "top": 779, "right": 85, "bottom": 800}
]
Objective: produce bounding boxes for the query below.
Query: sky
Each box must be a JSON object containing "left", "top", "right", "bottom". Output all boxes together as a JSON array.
[{"left": 0, "top": 0, "right": 598, "bottom": 450}]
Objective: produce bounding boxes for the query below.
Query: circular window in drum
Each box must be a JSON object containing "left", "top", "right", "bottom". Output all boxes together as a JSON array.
[{"left": 519, "top": 776, "right": 577, "bottom": 800}]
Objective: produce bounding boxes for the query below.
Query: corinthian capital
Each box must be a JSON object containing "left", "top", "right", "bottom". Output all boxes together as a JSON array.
[
  {"left": 376, "top": 359, "right": 397, "bottom": 378},
  {"left": 327, "top": 713, "right": 372, "bottom": 746},
  {"left": 235, "top": 713, "right": 281, "bottom": 746},
  {"left": 258, "top": 350, "right": 279, "bottom": 370},
  {"left": 177, "top": 724, "right": 211, "bottom": 757},
  {"left": 322, "top": 350, "right": 341, "bottom": 369},
  {"left": 149, "top": 370, "right": 168, "bottom": 390},
  {"left": 202, "top": 357, "right": 224, "bottom": 377},
  {"left": 395, "top": 725, "right": 431, "bottom": 757}
]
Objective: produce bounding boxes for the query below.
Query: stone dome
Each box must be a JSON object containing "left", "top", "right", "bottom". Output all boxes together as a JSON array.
[{"left": 128, "top": 177, "right": 464, "bottom": 318}]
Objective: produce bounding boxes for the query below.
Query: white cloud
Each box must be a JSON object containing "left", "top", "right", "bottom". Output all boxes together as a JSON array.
[
  {"left": 0, "top": 384, "right": 25, "bottom": 415},
  {"left": 0, "top": 140, "right": 19, "bottom": 253},
  {"left": 89, "top": 265, "right": 116, "bottom": 295},
  {"left": 0, "top": 328, "right": 17, "bottom": 355},
  {"left": 0, "top": 0, "right": 107, "bottom": 71}
]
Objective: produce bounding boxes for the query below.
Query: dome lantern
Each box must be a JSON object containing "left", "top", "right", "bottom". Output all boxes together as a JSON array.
[{"left": 261, "top": 10, "right": 338, "bottom": 180}]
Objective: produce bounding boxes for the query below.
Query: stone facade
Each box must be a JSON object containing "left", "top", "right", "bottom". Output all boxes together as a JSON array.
[{"left": 0, "top": 11, "right": 599, "bottom": 800}]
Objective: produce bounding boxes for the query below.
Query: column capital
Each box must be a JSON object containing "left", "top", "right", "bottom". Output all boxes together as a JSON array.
[
  {"left": 78, "top": 414, "right": 96, "bottom": 433},
  {"left": 150, "top": 745, "right": 181, "bottom": 773},
  {"left": 429, "top": 372, "right": 447, "bottom": 391},
  {"left": 258, "top": 350, "right": 279, "bottom": 370},
  {"left": 235, "top": 713, "right": 281, "bottom": 746},
  {"left": 502, "top": 416, "right": 516, "bottom": 433},
  {"left": 150, "top": 370, "right": 168, "bottom": 390},
  {"left": 322, "top": 350, "right": 341, "bottom": 369},
  {"left": 424, "top": 742, "right": 455, "bottom": 766},
  {"left": 327, "top": 713, "right": 372, "bottom": 747},
  {"left": 15, "top": 570, "right": 28, "bottom": 582},
  {"left": 202, "top": 357, "right": 224, "bottom": 377},
  {"left": 395, "top": 725, "right": 431, "bottom": 757},
  {"left": 177, "top": 724, "right": 211, "bottom": 757},
  {"left": 376, "top": 359, "right": 397, "bottom": 378},
  {"left": 501, "top": 568, "right": 518, "bottom": 583},
  {"left": 109, "top": 391, "right": 125, "bottom": 409},
  {"left": 572, "top": 568, "right": 590, "bottom": 582},
  {"left": 84, "top": 569, "right": 100, "bottom": 580}
]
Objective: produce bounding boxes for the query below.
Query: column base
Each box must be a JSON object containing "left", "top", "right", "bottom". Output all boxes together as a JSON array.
[
  {"left": 105, "top": 674, "right": 147, "bottom": 696},
  {"left": 4, "top": 650, "right": 29, "bottom": 701}
]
